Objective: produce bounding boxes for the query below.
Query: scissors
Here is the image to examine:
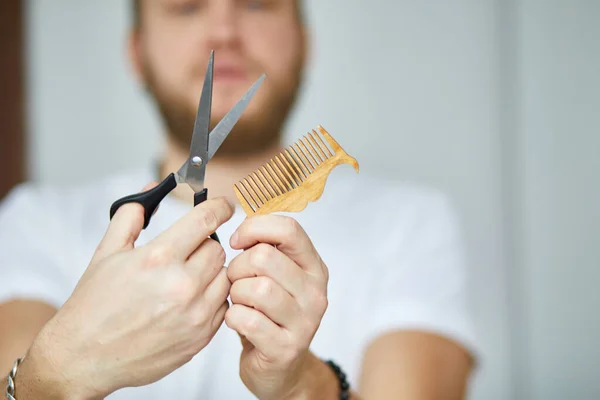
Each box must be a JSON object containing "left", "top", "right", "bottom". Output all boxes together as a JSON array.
[{"left": 109, "top": 50, "right": 265, "bottom": 244}]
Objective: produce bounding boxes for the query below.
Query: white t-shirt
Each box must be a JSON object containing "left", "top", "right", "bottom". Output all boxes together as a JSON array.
[{"left": 0, "top": 165, "right": 478, "bottom": 399}]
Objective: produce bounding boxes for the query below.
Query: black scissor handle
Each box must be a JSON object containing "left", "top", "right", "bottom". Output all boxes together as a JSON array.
[
  {"left": 109, "top": 173, "right": 178, "bottom": 229},
  {"left": 194, "top": 188, "right": 220, "bottom": 244}
]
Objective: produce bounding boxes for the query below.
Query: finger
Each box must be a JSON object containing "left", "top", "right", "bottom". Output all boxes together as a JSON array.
[
  {"left": 230, "top": 215, "right": 324, "bottom": 276},
  {"left": 185, "top": 238, "right": 226, "bottom": 291},
  {"left": 203, "top": 267, "right": 231, "bottom": 311},
  {"left": 224, "top": 304, "right": 286, "bottom": 361},
  {"left": 229, "top": 277, "right": 301, "bottom": 328},
  {"left": 227, "top": 243, "right": 306, "bottom": 299},
  {"left": 93, "top": 181, "right": 158, "bottom": 263},
  {"left": 151, "top": 197, "right": 235, "bottom": 260},
  {"left": 210, "top": 300, "right": 229, "bottom": 333}
]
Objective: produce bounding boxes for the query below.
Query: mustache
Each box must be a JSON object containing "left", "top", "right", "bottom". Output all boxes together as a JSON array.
[{"left": 192, "top": 52, "right": 258, "bottom": 75}]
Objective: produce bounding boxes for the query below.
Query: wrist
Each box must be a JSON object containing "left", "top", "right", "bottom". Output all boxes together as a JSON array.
[
  {"left": 12, "top": 354, "right": 68, "bottom": 400},
  {"left": 14, "top": 331, "right": 102, "bottom": 400},
  {"left": 283, "top": 352, "right": 339, "bottom": 400}
]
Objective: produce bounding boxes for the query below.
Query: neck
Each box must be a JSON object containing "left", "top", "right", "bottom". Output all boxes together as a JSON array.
[{"left": 159, "top": 134, "right": 284, "bottom": 206}]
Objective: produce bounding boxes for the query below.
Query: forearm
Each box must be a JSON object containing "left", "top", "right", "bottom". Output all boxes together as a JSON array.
[{"left": 359, "top": 331, "right": 472, "bottom": 400}]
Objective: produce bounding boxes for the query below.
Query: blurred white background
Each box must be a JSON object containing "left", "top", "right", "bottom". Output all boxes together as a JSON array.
[{"left": 24, "top": 1, "right": 600, "bottom": 399}]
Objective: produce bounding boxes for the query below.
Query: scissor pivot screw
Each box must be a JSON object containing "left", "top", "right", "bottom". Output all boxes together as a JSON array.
[{"left": 191, "top": 156, "right": 203, "bottom": 167}]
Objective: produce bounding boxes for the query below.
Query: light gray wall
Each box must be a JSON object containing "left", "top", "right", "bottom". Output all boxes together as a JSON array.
[
  {"left": 516, "top": 0, "right": 600, "bottom": 398},
  {"left": 26, "top": 1, "right": 164, "bottom": 181},
  {"left": 24, "top": 0, "right": 600, "bottom": 399}
]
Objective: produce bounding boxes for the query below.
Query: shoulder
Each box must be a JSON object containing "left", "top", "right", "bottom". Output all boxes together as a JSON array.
[
  {"left": 0, "top": 180, "right": 64, "bottom": 235},
  {"left": 0, "top": 167, "right": 153, "bottom": 241}
]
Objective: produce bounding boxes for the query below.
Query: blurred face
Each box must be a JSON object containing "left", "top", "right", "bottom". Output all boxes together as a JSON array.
[{"left": 131, "top": 0, "right": 307, "bottom": 156}]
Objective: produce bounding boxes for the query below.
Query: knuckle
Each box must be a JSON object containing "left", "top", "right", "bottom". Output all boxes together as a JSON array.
[
  {"left": 250, "top": 243, "right": 273, "bottom": 270},
  {"left": 216, "top": 197, "right": 234, "bottom": 214},
  {"left": 221, "top": 274, "right": 232, "bottom": 294},
  {"left": 322, "top": 294, "right": 329, "bottom": 312},
  {"left": 229, "top": 281, "right": 241, "bottom": 302},
  {"left": 318, "top": 293, "right": 329, "bottom": 313},
  {"left": 211, "top": 301, "right": 229, "bottom": 329},
  {"left": 205, "top": 239, "right": 226, "bottom": 266},
  {"left": 215, "top": 244, "right": 226, "bottom": 266},
  {"left": 301, "top": 319, "right": 316, "bottom": 338},
  {"left": 226, "top": 261, "right": 236, "bottom": 281},
  {"left": 224, "top": 307, "right": 234, "bottom": 329},
  {"left": 317, "top": 287, "right": 328, "bottom": 308},
  {"left": 307, "top": 284, "right": 328, "bottom": 313},
  {"left": 197, "top": 207, "right": 219, "bottom": 232},
  {"left": 254, "top": 277, "right": 273, "bottom": 301},
  {"left": 145, "top": 245, "right": 175, "bottom": 267},
  {"left": 245, "top": 313, "right": 261, "bottom": 334},
  {"left": 283, "top": 217, "right": 301, "bottom": 241},
  {"left": 322, "top": 264, "right": 330, "bottom": 282}
]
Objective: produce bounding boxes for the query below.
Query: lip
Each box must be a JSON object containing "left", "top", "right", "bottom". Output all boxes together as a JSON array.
[{"left": 213, "top": 64, "right": 248, "bottom": 82}]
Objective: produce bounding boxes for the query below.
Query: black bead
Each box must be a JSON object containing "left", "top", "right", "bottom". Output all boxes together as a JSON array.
[{"left": 322, "top": 359, "right": 350, "bottom": 400}]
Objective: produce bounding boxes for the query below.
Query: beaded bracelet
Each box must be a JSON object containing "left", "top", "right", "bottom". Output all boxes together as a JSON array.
[{"left": 324, "top": 359, "right": 350, "bottom": 400}]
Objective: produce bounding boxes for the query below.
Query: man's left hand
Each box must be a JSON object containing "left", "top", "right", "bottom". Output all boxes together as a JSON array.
[{"left": 226, "top": 215, "right": 330, "bottom": 400}]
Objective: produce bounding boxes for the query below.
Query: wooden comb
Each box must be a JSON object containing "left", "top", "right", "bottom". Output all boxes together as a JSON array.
[{"left": 234, "top": 125, "right": 359, "bottom": 216}]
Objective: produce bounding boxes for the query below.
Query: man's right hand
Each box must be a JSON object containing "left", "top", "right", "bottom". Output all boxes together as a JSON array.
[{"left": 15, "top": 184, "right": 235, "bottom": 399}]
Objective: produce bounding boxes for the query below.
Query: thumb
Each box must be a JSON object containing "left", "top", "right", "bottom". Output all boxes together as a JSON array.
[{"left": 92, "top": 181, "right": 158, "bottom": 263}]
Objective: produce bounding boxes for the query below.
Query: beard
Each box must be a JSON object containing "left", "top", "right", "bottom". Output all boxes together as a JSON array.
[{"left": 140, "top": 57, "right": 304, "bottom": 158}]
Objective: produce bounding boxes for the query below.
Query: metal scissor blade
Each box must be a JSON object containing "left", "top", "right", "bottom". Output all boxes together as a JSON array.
[
  {"left": 177, "top": 51, "right": 214, "bottom": 191},
  {"left": 207, "top": 74, "right": 266, "bottom": 160}
]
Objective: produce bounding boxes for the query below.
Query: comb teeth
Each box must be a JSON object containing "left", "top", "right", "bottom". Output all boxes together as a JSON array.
[{"left": 234, "top": 126, "right": 358, "bottom": 215}]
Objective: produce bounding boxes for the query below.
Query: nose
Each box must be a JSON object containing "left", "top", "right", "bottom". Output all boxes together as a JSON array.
[{"left": 205, "top": 1, "right": 240, "bottom": 50}]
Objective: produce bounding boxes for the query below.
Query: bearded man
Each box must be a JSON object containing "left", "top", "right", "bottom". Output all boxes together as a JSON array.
[{"left": 0, "top": 1, "right": 476, "bottom": 399}]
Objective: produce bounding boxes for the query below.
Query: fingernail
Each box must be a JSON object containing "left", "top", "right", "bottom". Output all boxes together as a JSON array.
[{"left": 230, "top": 231, "right": 238, "bottom": 247}]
